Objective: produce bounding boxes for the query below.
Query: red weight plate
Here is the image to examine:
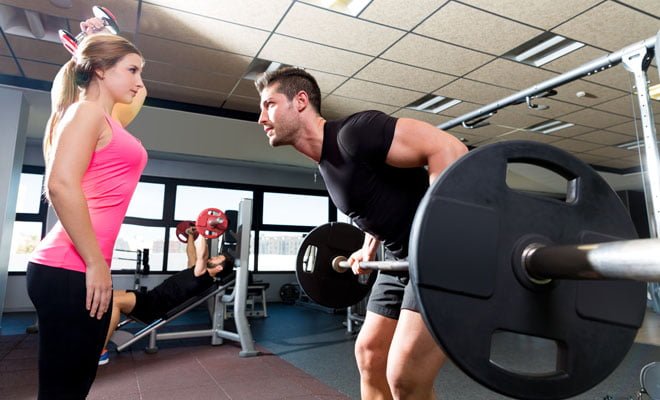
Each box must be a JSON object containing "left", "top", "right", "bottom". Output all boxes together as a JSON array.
[{"left": 196, "top": 208, "right": 229, "bottom": 239}]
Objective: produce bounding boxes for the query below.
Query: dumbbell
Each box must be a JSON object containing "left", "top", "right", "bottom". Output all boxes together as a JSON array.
[
  {"left": 196, "top": 208, "right": 229, "bottom": 240},
  {"left": 58, "top": 6, "right": 119, "bottom": 55},
  {"left": 175, "top": 221, "right": 198, "bottom": 243}
]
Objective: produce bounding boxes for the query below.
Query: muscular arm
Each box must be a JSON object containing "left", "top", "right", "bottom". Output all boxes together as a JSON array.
[{"left": 385, "top": 118, "right": 468, "bottom": 184}]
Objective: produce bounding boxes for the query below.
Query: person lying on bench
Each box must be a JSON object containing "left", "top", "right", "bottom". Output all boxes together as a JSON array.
[{"left": 99, "top": 229, "right": 232, "bottom": 365}]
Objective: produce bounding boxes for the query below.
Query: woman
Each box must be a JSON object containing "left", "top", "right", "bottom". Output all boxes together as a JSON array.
[{"left": 27, "top": 33, "right": 147, "bottom": 399}]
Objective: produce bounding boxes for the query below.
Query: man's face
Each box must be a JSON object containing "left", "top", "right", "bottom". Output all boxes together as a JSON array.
[{"left": 258, "top": 83, "right": 300, "bottom": 147}]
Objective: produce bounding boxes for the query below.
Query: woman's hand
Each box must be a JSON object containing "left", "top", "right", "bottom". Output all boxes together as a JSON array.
[{"left": 85, "top": 261, "right": 113, "bottom": 319}]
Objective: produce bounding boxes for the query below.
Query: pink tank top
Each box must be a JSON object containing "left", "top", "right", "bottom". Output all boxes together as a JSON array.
[{"left": 30, "top": 113, "right": 148, "bottom": 273}]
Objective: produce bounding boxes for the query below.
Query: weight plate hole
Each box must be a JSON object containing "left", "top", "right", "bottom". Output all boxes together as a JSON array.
[
  {"left": 489, "top": 330, "right": 564, "bottom": 376},
  {"left": 506, "top": 162, "right": 578, "bottom": 203}
]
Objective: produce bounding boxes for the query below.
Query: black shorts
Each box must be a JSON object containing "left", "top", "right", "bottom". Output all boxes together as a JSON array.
[{"left": 366, "top": 254, "right": 418, "bottom": 320}]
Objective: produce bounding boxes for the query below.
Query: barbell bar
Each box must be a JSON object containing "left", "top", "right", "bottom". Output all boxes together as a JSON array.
[{"left": 331, "top": 238, "right": 660, "bottom": 283}]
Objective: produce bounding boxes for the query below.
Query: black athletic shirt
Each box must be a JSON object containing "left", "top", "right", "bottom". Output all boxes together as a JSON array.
[{"left": 318, "top": 111, "right": 429, "bottom": 258}]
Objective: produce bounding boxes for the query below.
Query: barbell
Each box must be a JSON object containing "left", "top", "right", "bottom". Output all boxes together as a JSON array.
[{"left": 296, "top": 140, "right": 654, "bottom": 400}]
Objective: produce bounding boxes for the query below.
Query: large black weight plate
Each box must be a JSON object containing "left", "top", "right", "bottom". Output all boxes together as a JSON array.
[
  {"left": 296, "top": 222, "right": 376, "bottom": 309},
  {"left": 409, "top": 140, "right": 646, "bottom": 400}
]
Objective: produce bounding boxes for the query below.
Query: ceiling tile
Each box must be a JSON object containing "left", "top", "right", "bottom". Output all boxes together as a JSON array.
[
  {"left": 382, "top": 34, "right": 494, "bottom": 76},
  {"left": 540, "top": 123, "right": 593, "bottom": 138},
  {"left": 259, "top": 34, "right": 372, "bottom": 76},
  {"left": 606, "top": 119, "right": 660, "bottom": 136},
  {"left": 434, "top": 78, "right": 516, "bottom": 104},
  {"left": 333, "top": 79, "right": 424, "bottom": 107},
  {"left": 586, "top": 146, "right": 638, "bottom": 159},
  {"left": 415, "top": 2, "right": 541, "bottom": 55},
  {"left": 553, "top": 1, "right": 659, "bottom": 51},
  {"left": 276, "top": 2, "right": 405, "bottom": 56},
  {"left": 523, "top": 98, "right": 585, "bottom": 119},
  {"left": 5, "top": 35, "right": 70, "bottom": 65},
  {"left": 143, "top": 61, "right": 237, "bottom": 93},
  {"left": 322, "top": 95, "right": 398, "bottom": 120},
  {"left": 356, "top": 59, "right": 455, "bottom": 93},
  {"left": 360, "top": 0, "right": 446, "bottom": 31},
  {"left": 488, "top": 107, "right": 547, "bottom": 129},
  {"left": 466, "top": 59, "right": 558, "bottom": 90},
  {"left": 598, "top": 158, "right": 641, "bottom": 169},
  {"left": 575, "top": 152, "right": 610, "bottom": 165},
  {"left": 493, "top": 130, "right": 563, "bottom": 144},
  {"left": 139, "top": 3, "right": 269, "bottom": 56},
  {"left": 561, "top": 108, "right": 631, "bottom": 129},
  {"left": 18, "top": 59, "right": 60, "bottom": 81},
  {"left": 145, "top": 79, "right": 227, "bottom": 107},
  {"left": 4, "top": 0, "right": 139, "bottom": 33},
  {"left": 575, "top": 130, "right": 635, "bottom": 145},
  {"left": 138, "top": 35, "right": 252, "bottom": 78},
  {"left": 551, "top": 138, "right": 605, "bottom": 153},
  {"left": 592, "top": 95, "right": 659, "bottom": 118},
  {"left": 0, "top": 55, "right": 20, "bottom": 76},
  {"left": 616, "top": 0, "right": 660, "bottom": 15},
  {"left": 223, "top": 95, "right": 261, "bottom": 114},
  {"left": 542, "top": 46, "right": 606, "bottom": 73},
  {"left": 551, "top": 79, "right": 626, "bottom": 106},
  {"left": 306, "top": 69, "right": 348, "bottom": 94},
  {"left": 392, "top": 108, "right": 450, "bottom": 127},
  {"left": 459, "top": 0, "right": 602, "bottom": 29},
  {"left": 231, "top": 79, "right": 259, "bottom": 98},
  {"left": 583, "top": 64, "right": 640, "bottom": 92},
  {"left": 143, "top": 0, "right": 292, "bottom": 31}
]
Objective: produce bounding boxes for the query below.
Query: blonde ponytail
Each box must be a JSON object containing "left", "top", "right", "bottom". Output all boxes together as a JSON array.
[{"left": 44, "top": 59, "right": 78, "bottom": 166}]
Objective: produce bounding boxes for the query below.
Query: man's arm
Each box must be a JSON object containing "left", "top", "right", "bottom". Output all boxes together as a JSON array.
[{"left": 385, "top": 118, "right": 468, "bottom": 184}]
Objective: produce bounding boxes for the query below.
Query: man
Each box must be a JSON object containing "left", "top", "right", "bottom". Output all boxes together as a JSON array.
[
  {"left": 255, "top": 67, "right": 468, "bottom": 399},
  {"left": 100, "top": 228, "right": 232, "bottom": 365}
]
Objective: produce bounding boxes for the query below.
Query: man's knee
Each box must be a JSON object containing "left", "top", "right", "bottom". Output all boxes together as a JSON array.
[
  {"left": 355, "top": 333, "right": 389, "bottom": 373},
  {"left": 113, "top": 291, "right": 136, "bottom": 315}
]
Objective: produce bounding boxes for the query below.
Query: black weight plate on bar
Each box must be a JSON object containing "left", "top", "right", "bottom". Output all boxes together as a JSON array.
[
  {"left": 296, "top": 222, "right": 376, "bottom": 309},
  {"left": 409, "top": 140, "right": 646, "bottom": 400}
]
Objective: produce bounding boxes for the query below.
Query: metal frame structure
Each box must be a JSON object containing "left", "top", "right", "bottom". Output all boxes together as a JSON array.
[
  {"left": 438, "top": 33, "right": 660, "bottom": 239},
  {"left": 111, "top": 198, "right": 259, "bottom": 357}
]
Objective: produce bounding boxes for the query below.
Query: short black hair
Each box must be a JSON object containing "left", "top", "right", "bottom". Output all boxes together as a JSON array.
[{"left": 255, "top": 67, "right": 321, "bottom": 114}]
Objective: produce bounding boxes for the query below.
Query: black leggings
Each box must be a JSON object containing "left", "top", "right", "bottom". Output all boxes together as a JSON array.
[{"left": 27, "top": 262, "right": 112, "bottom": 400}]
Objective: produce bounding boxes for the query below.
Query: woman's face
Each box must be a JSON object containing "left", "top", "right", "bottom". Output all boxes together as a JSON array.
[{"left": 101, "top": 53, "right": 145, "bottom": 104}]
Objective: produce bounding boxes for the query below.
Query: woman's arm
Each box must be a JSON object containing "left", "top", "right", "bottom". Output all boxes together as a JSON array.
[{"left": 47, "top": 101, "right": 112, "bottom": 319}]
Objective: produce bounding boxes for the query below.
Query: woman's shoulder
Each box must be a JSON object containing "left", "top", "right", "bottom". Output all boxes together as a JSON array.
[{"left": 62, "top": 101, "right": 106, "bottom": 125}]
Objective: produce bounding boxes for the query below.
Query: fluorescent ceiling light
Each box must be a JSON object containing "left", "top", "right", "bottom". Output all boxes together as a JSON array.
[
  {"left": 527, "top": 120, "right": 574, "bottom": 134},
  {"left": 0, "top": 4, "right": 66, "bottom": 43},
  {"left": 504, "top": 32, "right": 585, "bottom": 67},
  {"left": 407, "top": 94, "right": 462, "bottom": 114}
]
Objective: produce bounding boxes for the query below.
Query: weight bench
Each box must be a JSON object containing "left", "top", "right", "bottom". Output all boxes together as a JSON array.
[{"left": 110, "top": 199, "right": 259, "bottom": 357}]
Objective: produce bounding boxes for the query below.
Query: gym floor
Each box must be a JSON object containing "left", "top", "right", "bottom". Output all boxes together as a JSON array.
[{"left": 1, "top": 304, "right": 660, "bottom": 399}]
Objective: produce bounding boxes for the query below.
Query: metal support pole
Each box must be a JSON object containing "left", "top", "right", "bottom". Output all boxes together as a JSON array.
[
  {"left": 233, "top": 198, "right": 259, "bottom": 357},
  {"left": 621, "top": 43, "right": 660, "bottom": 239},
  {"left": 524, "top": 239, "right": 660, "bottom": 282}
]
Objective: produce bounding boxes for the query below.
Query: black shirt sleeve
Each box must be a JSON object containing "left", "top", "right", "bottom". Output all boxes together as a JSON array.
[{"left": 336, "top": 111, "right": 398, "bottom": 166}]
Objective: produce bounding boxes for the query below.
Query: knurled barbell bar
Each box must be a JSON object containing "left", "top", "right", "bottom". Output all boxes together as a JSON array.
[
  {"left": 296, "top": 140, "right": 652, "bottom": 400},
  {"left": 330, "top": 239, "right": 660, "bottom": 281}
]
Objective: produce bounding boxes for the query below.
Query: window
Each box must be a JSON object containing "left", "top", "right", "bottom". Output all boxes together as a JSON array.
[
  {"left": 337, "top": 209, "right": 352, "bottom": 224},
  {"left": 8, "top": 221, "right": 42, "bottom": 272},
  {"left": 126, "top": 182, "right": 165, "bottom": 219},
  {"left": 167, "top": 227, "right": 196, "bottom": 272},
  {"left": 263, "top": 192, "right": 328, "bottom": 226},
  {"left": 257, "top": 231, "right": 306, "bottom": 272},
  {"left": 113, "top": 224, "right": 165, "bottom": 272},
  {"left": 175, "top": 186, "right": 252, "bottom": 221},
  {"left": 16, "top": 173, "right": 44, "bottom": 214}
]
